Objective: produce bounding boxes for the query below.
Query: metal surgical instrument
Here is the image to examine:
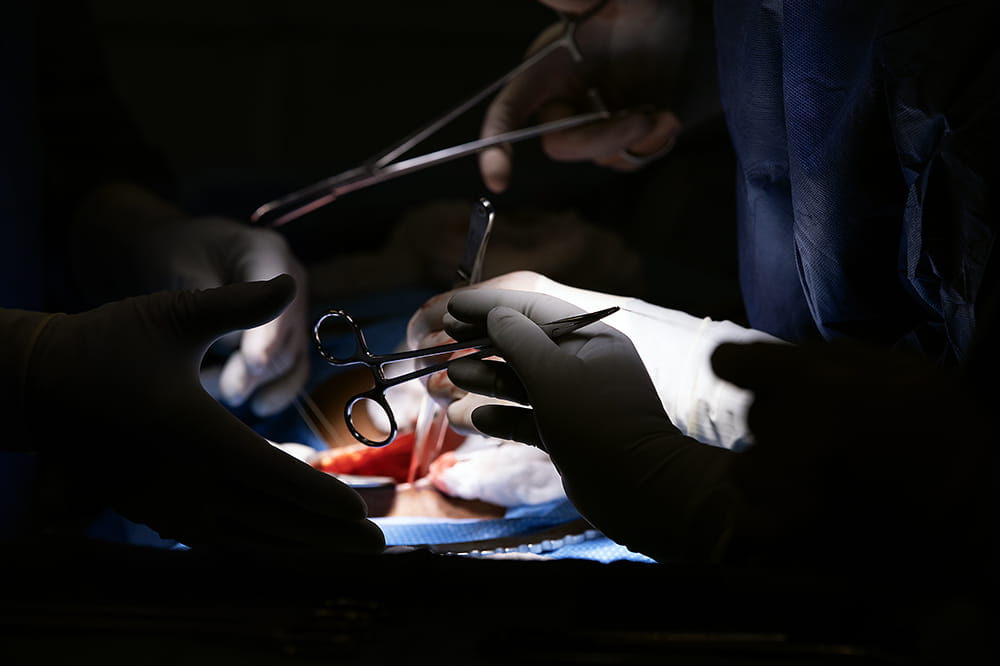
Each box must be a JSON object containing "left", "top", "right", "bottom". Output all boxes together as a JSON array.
[
  {"left": 250, "top": 0, "right": 610, "bottom": 227},
  {"left": 407, "top": 198, "right": 496, "bottom": 481},
  {"left": 314, "top": 305, "right": 620, "bottom": 447}
]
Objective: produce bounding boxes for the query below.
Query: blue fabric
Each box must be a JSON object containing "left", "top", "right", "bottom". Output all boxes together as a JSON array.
[
  {"left": 246, "top": 293, "right": 654, "bottom": 564},
  {"left": 86, "top": 508, "right": 183, "bottom": 550},
  {"left": 374, "top": 498, "right": 655, "bottom": 563},
  {"left": 110, "top": 497, "right": 656, "bottom": 563},
  {"left": 716, "top": 0, "right": 816, "bottom": 342},
  {"left": 715, "top": 1, "right": 998, "bottom": 361}
]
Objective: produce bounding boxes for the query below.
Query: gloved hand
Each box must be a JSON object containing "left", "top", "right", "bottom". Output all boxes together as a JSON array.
[
  {"left": 443, "top": 288, "right": 735, "bottom": 561},
  {"left": 406, "top": 272, "right": 555, "bottom": 414},
  {"left": 11, "top": 276, "right": 384, "bottom": 553},
  {"left": 480, "top": 0, "right": 704, "bottom": 192},
  {"left": 710, "top": 341, "right": 997, "bottom": 572},
  {"left": 408, "top": 270, "right": 780, "bottom": 450},
  {"left": 130, "top": 216, "right": 311, "bottom": 418},
  {"left": 72, "top": 183, "right": 310, "bottom": 418}
]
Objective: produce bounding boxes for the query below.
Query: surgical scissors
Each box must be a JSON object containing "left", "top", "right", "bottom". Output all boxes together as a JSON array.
[
  {"left": 314, "top": 305, "right": 620, "bottom": 446},
  {"left": 251, "top": 0, "right": 610, "bottom": 227}
]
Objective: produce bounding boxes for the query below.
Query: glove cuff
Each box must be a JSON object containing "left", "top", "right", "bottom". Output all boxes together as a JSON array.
[
  {"left": 615, "top": 298, "right": 784, "bottom": 451},
  {"left": 0, "top": 309, "right": 60, "bottom": 451},
  {"left": 516, "top": 276, "right": 783, "bottom": 450}
]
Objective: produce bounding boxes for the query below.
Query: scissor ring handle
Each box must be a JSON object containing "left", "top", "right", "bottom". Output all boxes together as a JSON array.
[
  {"left": 344, "top": 390, "right": 398, "bottom": 448},
  {"left": 314, "top": 309, "right": 369, "bottom": 366}
]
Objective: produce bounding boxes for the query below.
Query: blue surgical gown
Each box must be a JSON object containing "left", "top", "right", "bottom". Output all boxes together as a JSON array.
[{"left": 715, "top": 0, "right": 1000, "bottom": 364}]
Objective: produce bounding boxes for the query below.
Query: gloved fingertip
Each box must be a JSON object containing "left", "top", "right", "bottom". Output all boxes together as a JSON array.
[
  {"left": 471, "top": 404, "right": 543, "bottom": 449},
  {"left": 711, "top": 341, "right": 798, "bottom": 390},
  {"left": 445, "top": 357, "right": 479, "bottom": 391},
  {"left": 218, "top": 353, "right": 257, "bottom": 407},
  {"left": 485, "top": 175, "right": 508, "bottom": 195},
  {"left": 469, "top": 405, "right": 500, "bottom": 437},
  {"left": 480, "top": 147, "right": 511, "bottom": 193},
  {"left": 353, "top": 518, "right": 387, "bottom": 553},
  {"left": 189, "top": 276, "right": 295, "bottom": 342},
  {"left": 265, "top": 272, "right": 296, "bottom": 291},
  {"left": 242, "top": 273, "right": 296, "bottom": 308},
  {"left": 221, "top": 391, "right": 249, "bottom": 409},
  {"left": 709, "top": 342, "right": 741, "bottom": 374},
  {"left": 250, "top": 392, "right": 289, "bottom": 418},
  {"left": 710, "top": 343, "right": 764, "bottom": 390}
]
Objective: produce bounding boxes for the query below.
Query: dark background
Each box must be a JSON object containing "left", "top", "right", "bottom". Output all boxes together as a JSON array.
[
  {"left": 86, "top": 0, "right": 744, "bottom": 321},
  {"left": 87, "top": 1, "right": 554, "bottom": 210}
]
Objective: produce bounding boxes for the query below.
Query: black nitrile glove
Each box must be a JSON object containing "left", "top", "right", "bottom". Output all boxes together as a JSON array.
[
  {"left": 444, "top": 288, "right": 735, "bottom": 562},
  {"left": 710, "top": 341, "right": 997, "bottom": 574},
  {"left": 707, "top": 341, "right": 1000, "bottom": 666},
  {"left": 7, "top": 276, "right": 384, "bottom": 553}
]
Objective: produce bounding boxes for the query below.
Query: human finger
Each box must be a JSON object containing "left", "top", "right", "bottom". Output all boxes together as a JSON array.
[
  {"left": 444, "top": 391, "right": 517, "bottom": 436},
  {"left": 479, "top": 22, "right": 574, "bottom": 192},
  {"left": 219, "top": 307, "right": 308, "bottom": 414},
  {"left": 425, "top": 354, "right": 469, "bottom": 403},
  {"left": 448, "top": 357, "right": 529, "bottom": 405},
  {"left": 711, "top": 342, "right": 827, "bottom": 392},
  {"left": 471, "top": 404, "right": 542, "bottom": 448},
  {"left": 175, "top": 275, "right": 296, "bottom": 346},
  {"left": 406, "top": 272, "right": 550, "bottom": 348},
  {"left": 406, "top": 290, "right": 453, "bottom": 349},
  {"left": 248, "top": 347, "right": 310, "bottom": 417},
  {"left": 542, "top": 108, "right": 679, "bottom": 168},
  {"left": 594, "top": 109, "right": 681, "bottom": 170}
]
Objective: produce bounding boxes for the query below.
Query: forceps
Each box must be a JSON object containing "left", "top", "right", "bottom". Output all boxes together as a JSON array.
[
  {"left": 314, "top": 305, "right": 620, "bottom": 447},
  {"left": 251, "top": 0, "right": 610, "bottom": 227}
]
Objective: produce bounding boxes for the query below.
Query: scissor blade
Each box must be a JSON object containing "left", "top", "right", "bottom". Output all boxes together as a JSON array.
[
  {"left": 540, "top": 306, "right": 620, "bottom": 339},
  {"left": 456, "top": 198, "right": 495, "bottom": 286},
  {"left": 377, "top": 307, "right": 618, "bottom": 392}
]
